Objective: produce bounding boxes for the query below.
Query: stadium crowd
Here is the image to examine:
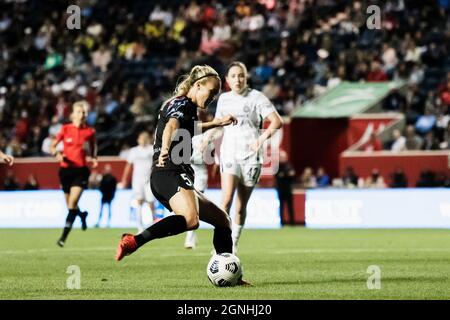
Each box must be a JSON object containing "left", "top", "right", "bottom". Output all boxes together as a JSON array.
[{"left": 0, "top": 0, "right": 449, "bottom": 185}]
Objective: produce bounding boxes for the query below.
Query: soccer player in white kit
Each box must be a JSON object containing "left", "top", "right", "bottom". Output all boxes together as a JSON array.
[
  {"left": 212, "top": 61, "right": 283, "bottom": 254},
  {"left": 183, "top": 133, "right": 208, "bottom": 249},
  {"left": 184, "top": 113, "right": 219, "bottom": 249},
  {"left": 120, "top": 131, "right": 155, "bottom": 232}
]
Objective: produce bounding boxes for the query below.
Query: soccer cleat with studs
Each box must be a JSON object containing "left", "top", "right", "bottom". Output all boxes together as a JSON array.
[{"left": 115, "top": 233, "right": 138, "bottom": 261}]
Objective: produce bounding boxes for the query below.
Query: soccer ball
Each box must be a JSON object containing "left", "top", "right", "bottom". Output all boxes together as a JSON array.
[{"left": 207, "top": 253, "right": 243, "bottom": 287}]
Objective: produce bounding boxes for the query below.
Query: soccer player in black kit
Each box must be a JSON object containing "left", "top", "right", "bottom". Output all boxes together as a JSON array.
[{"left": 115, "top": 65, "right": 250, "bottom": 285}]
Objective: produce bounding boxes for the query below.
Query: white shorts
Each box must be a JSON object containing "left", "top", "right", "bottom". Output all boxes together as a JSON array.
[
  {"left": 132, "top": 180, "right": 154, "bottom": 203},
  {"left": 192, "top": 164, "right": 208, "bottom": 192},
  {"left": 220, "top": 161, "right": 262, "bottom": 187}
]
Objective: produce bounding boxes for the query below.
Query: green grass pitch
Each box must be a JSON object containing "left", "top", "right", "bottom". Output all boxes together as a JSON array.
[{"left": 1, "top": 228, "right": 449, "bottom": 299}]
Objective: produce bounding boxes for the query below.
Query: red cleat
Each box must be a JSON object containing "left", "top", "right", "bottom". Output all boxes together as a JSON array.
[{"left": 115, "top": 233, "right": 138, "bottom": 261}]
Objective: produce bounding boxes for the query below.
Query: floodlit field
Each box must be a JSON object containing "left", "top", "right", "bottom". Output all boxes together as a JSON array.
[{"left": 1, "top": 228, "right": 449, "bottom": 300}]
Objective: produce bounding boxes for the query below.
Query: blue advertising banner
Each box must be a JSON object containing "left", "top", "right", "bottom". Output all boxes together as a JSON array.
[
  {"left": 0, "top": 189, "right": 281, "bottom": 229},
  {"left": 306, "top": 189, "right": 450, "bottom": 228}
]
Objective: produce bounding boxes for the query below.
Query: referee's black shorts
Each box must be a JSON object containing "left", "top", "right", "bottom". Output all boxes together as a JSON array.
[
  {"left": 58, "top": 166, "right": 90, "bottom": 193},
  {"left": 150, "top": 170, "right": 195, "bottom": 212}
]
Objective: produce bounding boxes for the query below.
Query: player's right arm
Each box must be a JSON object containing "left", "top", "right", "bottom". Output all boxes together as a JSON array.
[
  {"left": 120, "top": 162, "right": 132, "bottom": 187},
  {"left": 51, "top": 126, "right": 65, "bottom": 162},
  {"left": 156, "top": 117, "right": 180, "bottom": 167},
  {"left": 0, "top": 151, "right": 14, "bottom": 166}
]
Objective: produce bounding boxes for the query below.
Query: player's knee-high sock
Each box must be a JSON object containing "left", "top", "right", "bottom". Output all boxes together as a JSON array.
[
  {"left": 136, "top": 203, "right": 144, "bottom": 231},
  {"left": 97, "top": 204, "right": 103, "bottom": 225},
  {"left": 108, "top": 204, "right": 112, "bottom": 227},
  {"left": 213, "top": 226, "right": 232, "bottom": 254},
  {"left": 60, "top": 209, "right": 79, "bottom": 241},
  {"left": 232, "top": 223, "right": 243, "bottom": 250},
  {"left": 134, "top": 215, "right": 187, "bottom": 247},
  {"left": 184, "top": 230, "right": 197, "bottom": 248}
]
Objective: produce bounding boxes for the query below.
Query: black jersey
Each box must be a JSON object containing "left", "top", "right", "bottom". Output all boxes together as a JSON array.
[{"left": 152, "top": 96, "right": 198, "bottom": 177}]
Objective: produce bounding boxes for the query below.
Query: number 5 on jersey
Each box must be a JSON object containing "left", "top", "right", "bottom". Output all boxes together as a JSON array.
[{"left": 180, "top": 173, "right": 193, "bottom": 187}]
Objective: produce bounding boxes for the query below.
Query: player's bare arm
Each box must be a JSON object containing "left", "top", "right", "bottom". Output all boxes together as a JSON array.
[
  {"left": 157, "top": 117, "right": 180, "bottom": 167},
  {"left": 197, "top": 115, "right": 237, "bottom": 133},
  {"left": 90, "top": 133, "right": 98, "bottom": 169},
  {"left": 250, "top": 111, "right": 284, "bottom": 152}
]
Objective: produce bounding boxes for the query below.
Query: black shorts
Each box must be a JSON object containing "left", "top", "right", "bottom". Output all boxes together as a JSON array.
[
  {"left": 150, "top": 170, "right": 195, "bottom": 211},
  {"left": 59, "top": 167, "right": 90, "bottom": 193},
  {"left": 101, "top": 195, "right": 114, "bottom": 204}
]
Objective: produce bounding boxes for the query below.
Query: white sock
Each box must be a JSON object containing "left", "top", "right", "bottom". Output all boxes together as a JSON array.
[
  {"left": 136, "top": 204, "right": 144, "bottom": 231},
  {"left": 232, "top": 223, "right": 243, "bottom": 248},
  {"left": 185, "top": 230, "right": 196, "bottom": 248}
]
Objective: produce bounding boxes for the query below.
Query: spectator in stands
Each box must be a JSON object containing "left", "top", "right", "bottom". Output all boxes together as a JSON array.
[
  {"left": 366, "top": 61, "right": 389, "bottom": 82},
  {"left": 316, "top": 167, "right": 330, "bottom": 187},
  {"left": 439, "top": 122, "right": 450, "bottom": 149},
  {"left": 422, "top": 131, "right": 440, "bottom": 150},
  {"left": 416, "top": 170, "right": 438, "bottom": 187},
  {"left": 390, "top": 167, "right": 408, "bottom": 188},
  {"left": 361, "top": 132, "right": 383, "bottom": 152},
  {"left": 415, "top": 108, "right": 436, "bottom": 135},
  {"left": 262, "top": 77, "right": 281, "bottom": 102},
  {"left": 0, "top": 0, "right": 448, "bottom": 165},
  {"left": 342, "top": 166, "right": 361, "bottom": 188},
  {"left": 389, "top": 128, "right": 406, "bottom": 152},
  {"left": 5, "top": 137, "right": 24, "bottom": 157},
  {"left": 299, "top": 166, "right": 316, "bottom": 189},
  {"left": 383, "top": 89, "right": 406, "bottom": 112},
  {"left": 275, "top": 150, "right": 296, "bottom": 226},
  {"left": 405, "top": 125, "right": 423, "bottom": 150},
  {"left": 23, "top": 173, "right": 39, "bottom": 190},
  {"left": 440, "top": 79, "right": 450, "bottom": 108},
  {"left": 364, "top": 168, "right": 386, "bottom": 188},
  {"left": 3, "top": 170, "right": 19, "bottom": 191}
]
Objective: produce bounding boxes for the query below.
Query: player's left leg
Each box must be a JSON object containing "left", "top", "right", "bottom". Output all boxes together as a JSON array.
[
  {"left": 57, "top": 192, "right": 73, "bottom": 247},
  {"left": 68, "top": 186, "right": 87, "bottom": 230},
  {"left": 96, "top": 201, "right": 104, "bottom": 228},
  {"left": 107, "top": 202, "right": 112, "bottom": 227},
  {"left": 233, "top": 183, "right": 254, "bottom": 254},
  {"left": 57, "top": 186, "right": 85, "bottom": 246},
  {"left": 195, "top": 190, "right": 232, "bottom": 254},
  {"left": 136, "top": 199, "right": 145, "bottom": 232},
  {"left": 196, "top": 190, "right": 252, "bottom": 286}
]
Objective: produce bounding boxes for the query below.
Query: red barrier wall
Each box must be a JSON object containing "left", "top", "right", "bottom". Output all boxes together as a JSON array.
[
  {"left": 340, "top": 151, "right": 450, "bottom": 187},
  {"left": 0, "top": 157, "right": 127, "bottom": 190},
  {"left": 347, "top": 117, "right": 397, "bottom": 147},
  {"left": 289, "top": 118, "right": 350, "bottom": 179}
]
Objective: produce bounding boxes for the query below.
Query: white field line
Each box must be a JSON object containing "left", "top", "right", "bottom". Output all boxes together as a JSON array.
[{"left": 1, "top": 247, "right": 450, "bottom": 255}]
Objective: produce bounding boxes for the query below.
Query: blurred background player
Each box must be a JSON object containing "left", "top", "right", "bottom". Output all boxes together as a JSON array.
[
  {"left": 96, "top": 164, "right": 117, "bottom": 228},
  {"left": 275, "top": 150, "right": 296, "bottom": 226},
  {"left": 52, "top": 101, "right": 97, "bottom": 247},
  {"left": 214, "top": 61, "right": 283, "bottom": 254},
  {"left": 184, "top": 112, "right": 215, "bottom": 249},
  {"left": 0, "top": 151, "right": 14, "bottom": 166},
  {"left": 120, "top": 131, "right": 155, "bottom": 232}
]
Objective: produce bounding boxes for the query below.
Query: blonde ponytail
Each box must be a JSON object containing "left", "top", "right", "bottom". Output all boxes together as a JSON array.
[{"left": 174, "top": 65, "right": 220, "bottom": 96}]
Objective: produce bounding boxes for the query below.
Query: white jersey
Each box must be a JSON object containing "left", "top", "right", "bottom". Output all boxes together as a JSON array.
[
  {"left": 127, "top": 145, "right": 154, "bottom": 183},
  {"left": 215, "top": 88, "right": 276, "bottom": 163},
  {"left": 191, "top": 133, "right": 210, "bottom": 191}
]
